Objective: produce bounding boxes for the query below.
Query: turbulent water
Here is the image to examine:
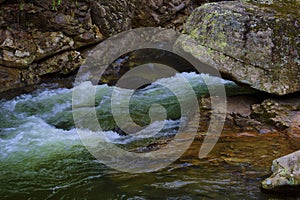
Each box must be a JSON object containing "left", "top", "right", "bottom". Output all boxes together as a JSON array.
[{"left": 0, "top": 73, "right": 276, "bottom": 199}]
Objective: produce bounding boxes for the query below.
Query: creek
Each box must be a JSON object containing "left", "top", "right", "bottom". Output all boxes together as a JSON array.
[{"left": 0, "top": 72, "right": 297, "bottom": 199}]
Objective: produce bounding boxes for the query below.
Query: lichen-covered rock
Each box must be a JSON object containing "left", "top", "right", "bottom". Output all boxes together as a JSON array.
[
  {"left": 261, "top": 150, "right": 300, "bottom": 193},
  {"left": 0, "top": 29, "right": 36, "bottom": 68},
  {"left": 178, "top": 1, "right": 300, "bottom": 95},
  {"left": 0, "top": 49, "right": 84, "bottom": 94}
]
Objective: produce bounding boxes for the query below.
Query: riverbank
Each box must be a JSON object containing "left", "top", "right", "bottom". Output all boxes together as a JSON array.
[
  {"left": 0, "top": 0, "right": 299, "bottom": 198},
  {"left": 1, "top": 80, "right": 299, "bottom": 199}
]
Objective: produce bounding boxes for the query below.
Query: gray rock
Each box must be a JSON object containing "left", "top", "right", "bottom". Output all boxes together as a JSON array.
[
  {"left": 262, "top": 150, "right": 300, "bottom": 192},
  {"left": 178, "top": 1, "right": 300, "bottom": 95}
]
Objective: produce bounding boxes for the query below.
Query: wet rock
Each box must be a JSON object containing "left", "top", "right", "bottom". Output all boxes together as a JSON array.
[
  {"left": 32, "top": 31, "right": 75, "bottom": 60},
  {"left": 0, "top": 65, "right": 23, "bottom": 93},
  {"left": 0, "top": 29, "right": 36, "bottom": 68},
  {"left": 261, "top": 150, "right": 300, "bottom": 193},
  {"left": 0, "top": 0, "right": 203, "bottom": 96},
  {"left": 230, "top": 112, "right": 277, "bottom": 133},
  {"left": 178, "top": 1, "right": 300, "bottom": 95},
  {"left": 22, "top": 50, "right": 84, "bottom": 86},
  {"left": 251, "top": 98, "right": 300, "bottom": 130},
  {"left": 132, "top": 0, "right": 226, "bottom": 31}
]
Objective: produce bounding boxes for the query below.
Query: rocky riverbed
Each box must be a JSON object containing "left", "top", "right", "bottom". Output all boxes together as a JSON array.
[{"left": 0, "top": 0, "right": 299, "bottom": 197}]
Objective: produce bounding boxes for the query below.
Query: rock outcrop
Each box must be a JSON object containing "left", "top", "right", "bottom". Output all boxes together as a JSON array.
[
  {"left": 1, "top": 0, "right": 299, "bottom": 97},
  {"left": 261, "top": 150, "right": 300, "bottom": 193},
  {"left": 251, "top": 97, "right": 300, "bottom": 131},
  {"left": 0, "top": 0, "right": 207, "bottom": 97},
  {"left": 177, "top": 1, "right": 300, "bottom": 95},
  {"left": 0, "top": 0, "right": 104, "bottom": 95},
  {"left": 132, "top": 0, "right": 200, "bottom": 30}
]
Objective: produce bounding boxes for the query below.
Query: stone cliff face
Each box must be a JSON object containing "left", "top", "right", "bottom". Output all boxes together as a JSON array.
[
  {"left": 177, "top": 1, "right": 300, "bottom": 95},
  {"left": 1, "top": 0, "right": 299, "bottom": 97},
  {"left": 0, "top": 0, "right": 100, "bottom": 95},
  {"left": 0, "top": 0, "right": 206, "bottom": 97}
]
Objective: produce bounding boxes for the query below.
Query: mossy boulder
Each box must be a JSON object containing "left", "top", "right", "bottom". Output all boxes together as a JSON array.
[
  {"left": 262, "top": 150, "right": 300, "bottom": 193},
  {"left": 178, "top": 1, "right": 300, "bottom": 95}
]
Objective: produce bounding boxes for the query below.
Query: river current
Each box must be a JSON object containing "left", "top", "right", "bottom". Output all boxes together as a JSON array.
[{"left": 0, "top": 72, "right": 286, "bottom": 199}]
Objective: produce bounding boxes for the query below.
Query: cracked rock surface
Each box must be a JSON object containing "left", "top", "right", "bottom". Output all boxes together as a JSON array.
[
  {"left": 178, "top": 1, "right": 300, "bottom": 95},
  {"left": 261, "top": 150, "right": 300, "bottom": 193}
]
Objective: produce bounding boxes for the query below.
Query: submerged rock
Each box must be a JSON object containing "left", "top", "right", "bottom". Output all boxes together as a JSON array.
[
  {"left": 261, "top": 150, "right": 300, "bottom": 193},
  {"left": 178, "top": 1, "right": 300, "bottom": 95}
]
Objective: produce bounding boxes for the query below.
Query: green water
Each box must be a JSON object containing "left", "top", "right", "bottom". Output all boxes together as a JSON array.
[{"left": 0, "top": 73, "right": 281, "bottom": 199}]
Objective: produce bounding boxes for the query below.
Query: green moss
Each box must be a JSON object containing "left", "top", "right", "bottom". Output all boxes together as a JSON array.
[
  {"left": 189, "top": 28, "right": 199, "bottom": 40},
  {"left": 46, "top": 67, "right": 54, "bottom": 73},
  {"left": 68, "top": 54, "right": 73, "bottom": 62},
  {"left": 258, "top": 1, "right": 300, "bottom": 16},
  {"left": 52, "top": 0, "right": 62, "bottom": 11}
]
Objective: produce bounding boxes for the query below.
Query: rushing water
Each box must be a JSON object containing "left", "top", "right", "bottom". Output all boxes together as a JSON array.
[{"left": 0, "top": 73, "right": 290, "bottom": 199}]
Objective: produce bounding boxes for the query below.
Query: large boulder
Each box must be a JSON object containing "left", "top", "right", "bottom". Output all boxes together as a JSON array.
[
  {"left": 261, "top": 150, "right": 300, "bottom": 193},
  {"left": 177, "top": 1, "right": 300, "bottom": 95}
]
